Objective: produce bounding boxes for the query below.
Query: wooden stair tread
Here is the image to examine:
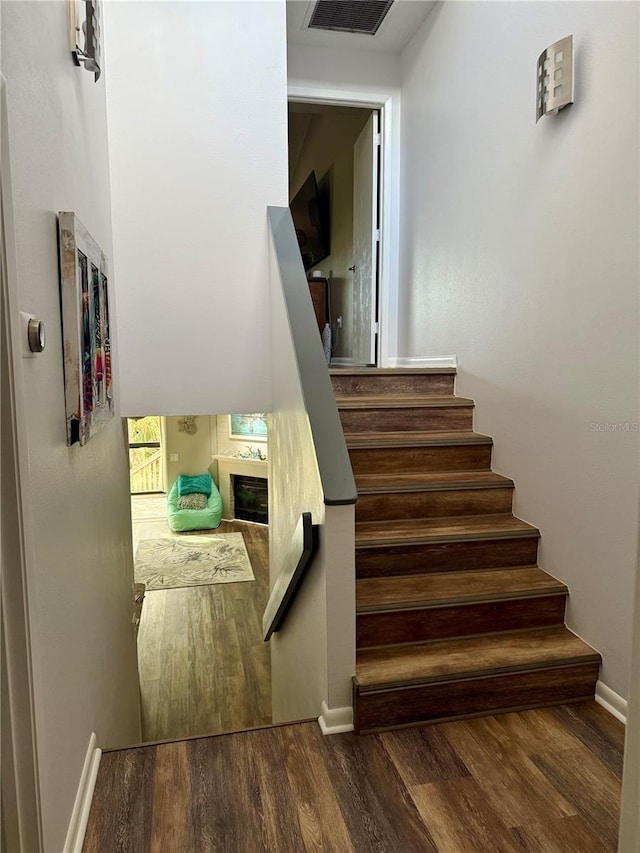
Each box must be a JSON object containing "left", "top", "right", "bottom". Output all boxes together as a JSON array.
[
  {"left": 355, "top": 471, "right": 513, "bottom": 493},
  {"left": 344, "top": 430, "right": 493, "bottom": 448},
  {"left": 340, "top": 372, "right": 602, "bottom": 732},
  {"left": 356, "top": 567, "right": 567, "bottom": 613},
  {"left": 355, "top": 626, "right": 600, "bottom": 691},
  {"left": 336, "top": 395, "right": 474, "bottom": 409},
  {"left": 329, "top": 367, "right": 456, "bottom": 375},
  {"left": 356, "top": 514, "right": 539, "bottom": 547}
]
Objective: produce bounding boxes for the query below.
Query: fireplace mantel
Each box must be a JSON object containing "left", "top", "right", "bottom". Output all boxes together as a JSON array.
[{"left": 212, "top": 455, "right": 268, "bottom": 520}]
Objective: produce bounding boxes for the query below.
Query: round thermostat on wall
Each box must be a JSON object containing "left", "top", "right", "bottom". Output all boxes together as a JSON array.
[{"left": 27, "top": 317, "right": 46, "bottom": 353}]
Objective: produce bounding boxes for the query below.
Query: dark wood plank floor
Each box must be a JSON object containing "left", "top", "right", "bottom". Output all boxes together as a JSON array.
[
  {"left": 85, "top": 701, "right": 624, "bottom": 852},
  {"left": 137, "top": 520, "right": 271, "bottom": 742}
]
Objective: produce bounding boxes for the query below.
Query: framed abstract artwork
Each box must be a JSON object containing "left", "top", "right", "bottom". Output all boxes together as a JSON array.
[
  {"left": 229, "top": 413, "right": 268, "bottom": 440},
  {"left": 58, "top": 212, "right": 114, "bottom": 446}
]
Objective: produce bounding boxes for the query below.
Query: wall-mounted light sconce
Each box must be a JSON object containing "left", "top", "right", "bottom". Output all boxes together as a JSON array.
[
  {"left": 70, "top": 0, "right": 102, "bottom": 81},
  {"left": 537, "top": 35, "right": 574, "bottom": 122}
]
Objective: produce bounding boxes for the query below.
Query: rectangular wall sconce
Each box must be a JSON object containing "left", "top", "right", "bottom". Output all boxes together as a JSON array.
[{"left": 537, "top": 35, "right": 574, "bottom": 122}]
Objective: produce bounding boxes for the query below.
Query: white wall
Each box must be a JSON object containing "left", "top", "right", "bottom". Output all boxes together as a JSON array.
[
  {"left": 289, "top": 109, "right": 371, "bottom": 359},
  {"left": 164, "top": 415, "right": 216, "bottom": 491},
  {"left": 288, "top": 42, "right": 400, "bottom": 93},
  {"left": 105, "top": 1, "right": 288, "bottom": 417},
  {"left": 268, "top": 206, "right": 356, "bottom": 722},
  {"left": 1, "top": 3, "right": 141, "bottom": 849},
  {"left": 399, "top": 1, "right": 639, "bottom": 697}
]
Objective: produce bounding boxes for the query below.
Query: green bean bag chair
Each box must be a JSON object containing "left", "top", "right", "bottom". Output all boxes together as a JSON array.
[{"left": 167, "top": 474, "right": 223, "bottom": 532}]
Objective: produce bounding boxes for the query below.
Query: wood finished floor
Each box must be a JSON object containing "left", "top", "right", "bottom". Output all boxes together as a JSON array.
[
  {"left": 136, "top": 518, "right": 271, "bottom": 742},
  {"left": 85, "top": 701, "right": 624, "bottom": 852}
]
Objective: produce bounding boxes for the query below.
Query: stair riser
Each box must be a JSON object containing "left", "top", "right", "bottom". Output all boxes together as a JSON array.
[
  {"left": 355, "top": 487, "right": 513, "bottom": 523},
  {"left": 339, "top": 407, "right": 474, "bottom": 433},
  {"left": 356, "top": 595, "right": 567, "bottom": 648},
  {"left": 349, "top": 444, "right": 492, "bottom": 475},
  {"left": 354, "top": 662, "right": 600, "bottom": 734},
  {"left": 355, "top": 536, "right": 539, "bottom": 578},
  {"left": 332, "top": 373, "right": 455, "bottom": 397}
]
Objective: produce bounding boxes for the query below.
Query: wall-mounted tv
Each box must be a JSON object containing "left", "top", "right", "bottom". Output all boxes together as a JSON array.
[{"left": 289, "top": 171, "right": 330, "bottom": 271}]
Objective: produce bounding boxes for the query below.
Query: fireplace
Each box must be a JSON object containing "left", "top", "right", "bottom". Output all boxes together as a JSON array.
[{"left": 231, "top": 474, "right": 269, "bottom": 525}]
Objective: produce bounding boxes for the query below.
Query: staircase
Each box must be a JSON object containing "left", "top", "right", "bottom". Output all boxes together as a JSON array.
[{"left": 330, "top": 367, "right": 601, "bottom": 734}]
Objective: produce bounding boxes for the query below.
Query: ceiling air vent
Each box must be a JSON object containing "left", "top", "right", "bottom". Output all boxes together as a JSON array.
[{"left": 308, "top": 1, "right": 394, "bottom": 36}]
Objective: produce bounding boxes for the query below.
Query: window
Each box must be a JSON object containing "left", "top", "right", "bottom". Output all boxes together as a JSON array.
[{"left": 128, "top": 416, "right": 165, "bottom": 494}]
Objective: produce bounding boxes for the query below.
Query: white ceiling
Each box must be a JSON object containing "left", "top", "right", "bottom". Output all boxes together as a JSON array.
[{"left": 286, "top": 0, "right": 438, "bottom": 54}]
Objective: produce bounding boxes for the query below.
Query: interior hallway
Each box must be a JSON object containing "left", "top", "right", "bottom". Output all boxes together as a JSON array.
[
  {"left": 132, "top": 496, "right": 271, "bottom": 742},
  {"left": 85, "top": 701, "right": 622, "bottom": 852}
]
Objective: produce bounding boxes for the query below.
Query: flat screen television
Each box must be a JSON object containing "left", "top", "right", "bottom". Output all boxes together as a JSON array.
[{"left": 289, "top": 171, "right": 330, "bottom": 271}]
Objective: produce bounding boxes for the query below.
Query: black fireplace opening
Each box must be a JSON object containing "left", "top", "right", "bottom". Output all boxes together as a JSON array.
[{"left": 232, "top": 475, "right": 269, "bottom": 525}]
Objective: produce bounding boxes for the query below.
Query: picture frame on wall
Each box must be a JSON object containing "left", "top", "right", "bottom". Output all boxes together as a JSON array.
[
  {"left": 229, "top": 413, "right": 268, "bottom": 440},
  {"left": 58, "top": 211, "right": 114, "bottom": 446}
]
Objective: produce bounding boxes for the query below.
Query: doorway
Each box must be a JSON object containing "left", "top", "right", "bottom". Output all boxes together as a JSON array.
[
  {"left": 129, "top": 412, "right": 272, "bottom": 742},
  {"left": 288, "top": 101, "right": 381, "bottom": 366},
  {"left": 287, "top": 84, "right": 400, "bottom": 367}
]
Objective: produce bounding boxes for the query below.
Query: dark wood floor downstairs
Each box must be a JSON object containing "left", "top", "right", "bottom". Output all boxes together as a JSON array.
[{"left": 84, "top": 700, "right": 624, "bottom": 853}]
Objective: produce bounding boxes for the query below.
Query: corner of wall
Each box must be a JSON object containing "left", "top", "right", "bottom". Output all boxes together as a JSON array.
[
  {"left": 596, "top": 681, "right": 628, "bottom": 725},
  {"left": 318, "top": 701, "right": 353, "bottom": 735},
  {"left": 63, "top": 733, "right": 101, "bottom": 853}
]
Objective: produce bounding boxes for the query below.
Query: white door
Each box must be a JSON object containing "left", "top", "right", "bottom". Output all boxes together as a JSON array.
[{"left": 352, "top": 112, "right": 379, "bottom": 366}]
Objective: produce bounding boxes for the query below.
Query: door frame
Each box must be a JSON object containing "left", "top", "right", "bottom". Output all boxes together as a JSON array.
[
  {"left": 352, "top": 111, "right": 379, "bottom": 366},
  {"left": 0, "top": 73, "right": 44, "bottom": 852},
  {"left": 287, "top": 84, "right": 400, "bottom": 368}
]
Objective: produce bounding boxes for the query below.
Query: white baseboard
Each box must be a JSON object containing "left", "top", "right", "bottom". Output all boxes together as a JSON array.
[
  {"left": 596, "top": 680, "right": 627, "bottom": 725},
  {"left": 387, "top": 355, "right": 458, "bottom": 369},
  {"left": 64, "top": 733, "right": 102, "bottom": 853},
  {"left": 318, "top": 701, "right": 353, "bottom": 735},
  {"left": 329, "top": 357, "right": 354, "bottom": 366}
]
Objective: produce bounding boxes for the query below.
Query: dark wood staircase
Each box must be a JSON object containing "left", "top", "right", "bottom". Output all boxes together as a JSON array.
[{"left": 330, "top": 367, "right": 601, "bottom": 734}]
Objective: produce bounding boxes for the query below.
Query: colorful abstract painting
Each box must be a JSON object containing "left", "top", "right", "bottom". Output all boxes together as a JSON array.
[{"left": 58, "top": 212, "right": 114, "bottom": 446}]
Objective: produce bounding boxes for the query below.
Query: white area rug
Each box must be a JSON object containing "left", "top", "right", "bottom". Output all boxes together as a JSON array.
[{"left": 135, "top": 533, "right": 255, "bottom": 590}]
